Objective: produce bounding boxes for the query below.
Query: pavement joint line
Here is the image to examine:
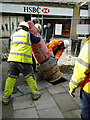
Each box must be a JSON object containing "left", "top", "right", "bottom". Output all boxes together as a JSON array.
[
  {"left": 50, "top": 92, "right": 80, "bottom": 113},
  {"left": 36, "top": 106, "right": 61, "bottom": 111},
  {"left": 62, "top": 108, "right": 81, "bottom": 113},
  {"left": 16, "top": 87, "right": 25, "bottom": 95},
  {"left": 12, "top": 93, "right": 31, "bottom": 100},
  {"left": 47, "top": 89, "right": 65, "bottom": 113},
  {"left": 33, "top": 98, "right": 40, "bottom": 118},
  {"left": 13, "top": 106, "right": 35, "bottom": 111}
]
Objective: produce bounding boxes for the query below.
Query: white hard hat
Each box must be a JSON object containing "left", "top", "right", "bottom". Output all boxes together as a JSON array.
[
  {"left": 35, "top": 23, "right": 42, "bottom": 31},
  {"left": 19, "top": 21, "right": 29, "bottom": 28},
  {"left": 64, "top": 40, "right": 70, "bottom": 48}
]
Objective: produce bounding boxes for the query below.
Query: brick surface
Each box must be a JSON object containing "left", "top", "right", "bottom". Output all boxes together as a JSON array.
[
  {"left": 48, "top": 84, "right": 66, "bottom": 94},
  {"left": 53, "top": 93, "right": 80, "bottom": 112},
  {"left": 13, "top": 108, "right": 39, "bottom": 118},
  {"left": 38, "top": 107, "right": 64, "bottom": 118},
  {"left": 13, "top": 94, "right": 34, "bottom": 110},
  {"left": 34, "top": 89, "right": 57, "bottom": 110}
]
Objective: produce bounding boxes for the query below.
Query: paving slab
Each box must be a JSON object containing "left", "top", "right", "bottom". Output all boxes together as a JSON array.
[
  {"left": 16, "top": 84, "right": 31, "bottom": 95},
  {"left": 34, "top": 89, "right": 57, "bottom": 110},
  {"left": 37, "top": 83, "right": 45, "bottom": 90},
  {"left": 16, "top": 81, "right": 52, "bottom": 95},
  {"left": 0, "top": 101, "right": 2, "bottom": 120},
  {"left": 2, "top": 99, "right": 13, "bottom": 118},
  {"left": 11, "top": 91, "right": 23, "bottom": 98},
  {"left": 38, "top": 107, "right": 64, "bottom": 118},
  {"left": 48, "top": 84, "right": 66, "bottom": 95},
  {"left": 60, "top": 81, "right": 69, "bottom": 88},
  {"left": 62, "top": 74, "right": 72, "bottom": 80},
  {"left": 73, "top": 97, "right": 81, "bottom": 107},
  {"left": 13, "top": 108, "right": 39, "bottom": 118},
  {"left": 13, "top": 94, "right": 34, "bottom": 111},
  {"left": 74, "top": 88, "right": 80, "bottom": 97},
  {"left": 0, "top": 93, "right": 2, "bottom": 101},
  {"left": 63, "top": 109, "right": 81, "bottom": 118},
  {"left": 53, "top": 92, "right": 80, "bottom": 112},
  {"left": 38, "top": 80, "right": 53, "bottom": 88}
]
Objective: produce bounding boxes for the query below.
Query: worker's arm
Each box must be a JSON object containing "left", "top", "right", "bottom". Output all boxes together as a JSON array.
[
  {"left": 69, "top": 41, "right": 90, "bottom": 97},
  {"left": 47, "top": 40, "right": 58, "bottom": 56},
  {"left": 30, "top": 32, "right": 41, "bottom": 44},
  {"left": 8, "top": 37, "right": 11, "bottom": 50},
  {"left": 55, "top": 49, "right": 64, "bottom": 61}
]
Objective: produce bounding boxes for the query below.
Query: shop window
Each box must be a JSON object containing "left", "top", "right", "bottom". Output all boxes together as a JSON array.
[
  {"left": 0, "top": 16, "right": 24, "bottom": 37},
  {"left": 1, "top": 16, "right": 10, "bottom": 37}
]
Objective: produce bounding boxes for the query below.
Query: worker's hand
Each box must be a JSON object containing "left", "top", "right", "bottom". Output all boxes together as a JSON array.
[
  {"left": 69, "top": 88, "right": 76, "bottom": 98},
  {"left": 69, "top": 82, "right": 77, "bottom": 98}
]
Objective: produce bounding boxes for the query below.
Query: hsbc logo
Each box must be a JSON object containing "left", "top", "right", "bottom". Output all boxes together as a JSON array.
[
  {"left": 42, "top": 8, "right": 50, "bottom": 14},
  {"left": 24, "top": 7, "right": 50, "bottom": 14}
]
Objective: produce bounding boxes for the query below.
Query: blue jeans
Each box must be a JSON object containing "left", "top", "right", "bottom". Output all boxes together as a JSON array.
[{"left": 80, "top": 89, "right": 90, "bottom": 120}]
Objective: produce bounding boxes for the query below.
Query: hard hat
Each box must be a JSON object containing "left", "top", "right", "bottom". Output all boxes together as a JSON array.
[
  {"left": 64, "top": 40, "right": 70, "bottom": 48},
  {"left": 35, "top": 23, "right": 42, "bottom": 31},
  {"left": 19, "top": 21, "right": 29, "bottom": 28}
]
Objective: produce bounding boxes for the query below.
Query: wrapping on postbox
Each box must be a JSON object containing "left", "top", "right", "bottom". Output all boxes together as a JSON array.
[
  {"left": 27, "top": 21, "right": 37, "bottom": 35},
  {"left": 27, "top": 21, "right": 52, "bottom": 64}
]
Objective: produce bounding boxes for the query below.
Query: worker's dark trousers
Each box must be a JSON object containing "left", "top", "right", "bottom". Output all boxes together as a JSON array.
[
  {"left": 80, "top": 89, "right": 90, "bottom": 120},
  {"left": 32, "top": 55, "right": 36, "bottom": 72},
  {"left": 46, "top": 39, "right": 50, "bottom": 43}
]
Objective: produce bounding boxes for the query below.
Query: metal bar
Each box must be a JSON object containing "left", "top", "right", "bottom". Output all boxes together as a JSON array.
[
  {"left": 41, "top": 15, "right": 43, "bottom": 37},
  {"left": 43, "top": 17, "right": 90, "bottom": 20},
  {"left": 9, "top": 16, "right": 11, "bottom": 36}
]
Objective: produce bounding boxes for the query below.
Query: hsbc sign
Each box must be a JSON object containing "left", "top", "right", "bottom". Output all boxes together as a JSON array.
[
  {"left": 42, "top": 8, "right": 50, "bottom": 14},
  {"left": 1, "top": 3, "right": 74, "bottom": 16},
  {"left": 24, "top": 7, "right": 50, "bottom": 14}
]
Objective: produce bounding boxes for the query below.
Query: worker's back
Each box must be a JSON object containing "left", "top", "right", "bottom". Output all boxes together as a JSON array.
[{"left": 8, "top": 29, "right": 33, "bottom": 64}]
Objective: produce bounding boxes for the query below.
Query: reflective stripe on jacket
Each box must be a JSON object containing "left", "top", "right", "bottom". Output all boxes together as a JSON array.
[
  {"left": 8, "top": 29, "right": 33, "bottom": 64},
  {"left": 46, "top": 40, "right": 64, "bottom": 61},
  {"left": 70, "top": 38, "right": 90, "bottom": 93}
]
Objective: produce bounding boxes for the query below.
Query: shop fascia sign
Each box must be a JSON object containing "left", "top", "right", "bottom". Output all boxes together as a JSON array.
[
  {"left": 24, "top": 6, "right": 50, "bottom": 14},
  {"left": 1, "top": 3, "right": 73, "bottom": 16}
]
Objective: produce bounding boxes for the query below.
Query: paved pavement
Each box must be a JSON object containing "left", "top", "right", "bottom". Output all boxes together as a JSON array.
[
  {"left": 1, "top": 60, "right": 81, "bottom": 119},
  {"left": 1, "top": 37, "right": 86, "bottom": 119},
  {"left": 1, "top": 80, "right": 81, "bottom": 119}
]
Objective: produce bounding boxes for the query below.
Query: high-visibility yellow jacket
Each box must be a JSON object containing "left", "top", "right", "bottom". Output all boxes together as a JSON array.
[
  {"left": 46, "top": 40, "right": 64, "bottom": 61},
  {"left": 8, "top": 29, "right": 33, "bottom": 64},
  {"left": 70, "top": 37, "right": 90, "bottom": 93}
]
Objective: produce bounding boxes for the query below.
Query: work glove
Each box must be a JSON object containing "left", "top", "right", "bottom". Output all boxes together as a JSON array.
[{"left": 69, "top": 82, "right": 77, "bottom": 97}]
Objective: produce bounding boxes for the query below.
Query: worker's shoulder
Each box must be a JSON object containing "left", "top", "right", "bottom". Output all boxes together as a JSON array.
[{"left": 51, "top": 40, "right": 58, "bottom": 43}]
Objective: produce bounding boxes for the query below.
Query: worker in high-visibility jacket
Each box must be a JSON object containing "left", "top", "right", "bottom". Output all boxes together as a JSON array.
[
  {"left": 46, "top": 40, "right": 69, "bottom": 61},
  {"left": 69, "top": 36, "right": 90, "bottom": 119},
  {"left": 3, "top": 21, "right": 41, "bottom": 105}
]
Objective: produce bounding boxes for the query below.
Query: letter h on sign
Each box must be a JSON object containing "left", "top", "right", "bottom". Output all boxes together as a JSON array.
[{"left": 24, "top": 7, "right": 29, "bottom": 12}]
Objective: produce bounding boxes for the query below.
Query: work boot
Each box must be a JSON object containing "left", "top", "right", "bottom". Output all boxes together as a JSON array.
[
  {"left": 31, "top": 91, "right": 41, "bottom": 101},
  {"left": 2, "top": 95, "right": 11, "bottom": 105}
]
